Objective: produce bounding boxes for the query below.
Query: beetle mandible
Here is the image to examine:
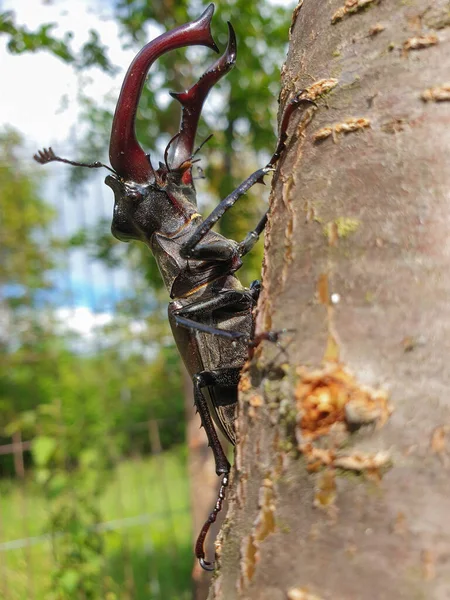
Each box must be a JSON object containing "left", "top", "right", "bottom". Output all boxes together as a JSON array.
[{"left": 34, "top": 3, "right": 314, "bottom": 570}]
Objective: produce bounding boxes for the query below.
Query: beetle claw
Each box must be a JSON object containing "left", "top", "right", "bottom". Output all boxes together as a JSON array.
[{"left": 199, "top": 557, "right": 215, "bottom": 571}]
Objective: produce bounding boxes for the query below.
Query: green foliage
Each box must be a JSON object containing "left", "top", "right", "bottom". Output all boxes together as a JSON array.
[
  {"left": 80, "top": 30, "right": 116, "bottom": 73},
  {"left": 68, "top": 217, "right": 123, "bottom": 268},
  {"left": 0, "top": 450, "right": 192, "bottom": 599},
  {"left": 0, "top": 129, "right": 184, "bottom": 449},
  {"left": 28, "top": 398, "right": 109, "bottom": 600},
  {"left": 1, "top": 311, "right": 184, "bottom": 596},
  {"left": 109, "top": 344, "right": 185, "bottom": 451},
  {"left": 2, "top": 329, "right": 185, "bottom": 455},
  {"left": 0, "top": 11, "right": 74, "bottom": 62},
  {"left": 0, "top": 128, "right": 58, "bottom": 300},
  {"left": 0, "top": 129, "right": 61, "bottom": 433},
  {"left": 4, "top": 337, "right": 119, "bottom": 596},
  {"left": 0, "top": 10, "right": 116, "bottom": 73}
]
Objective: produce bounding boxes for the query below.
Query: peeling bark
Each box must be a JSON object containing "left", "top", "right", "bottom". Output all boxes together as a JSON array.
[{"left": 208, "top": 0, "right": 450, "bottom": 598}]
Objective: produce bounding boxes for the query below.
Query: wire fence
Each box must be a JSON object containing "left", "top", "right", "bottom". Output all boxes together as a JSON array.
[{"left": 0, "top": 420, "right": 193, "bottom": 600}]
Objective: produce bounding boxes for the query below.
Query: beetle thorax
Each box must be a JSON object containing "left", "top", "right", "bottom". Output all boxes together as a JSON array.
[{"left": 105, "top": 174, "right": 199, "bottom": 244}]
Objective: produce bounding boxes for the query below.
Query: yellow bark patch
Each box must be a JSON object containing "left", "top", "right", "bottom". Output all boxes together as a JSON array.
[
  {"left": 239, "top": 534, "right": 258, "bottom": 585},
  {"left": 403, "top": 34, "right": 438, "bottom": 52},
  {"left": 324, "top": 217, "right": 360, "bottom": 244},
  {"left": 239, "top": 478, "right": 277, "bottom": 590},
  {"left": 422, "top": 83, "right": 450, "bottom": 102},
  {"left": 287, "top": 588, "right": 324, "bottom": 600},
  {"left": 254, "top": 479, "right": 276, "bottom": 542},
  {"left": 317, "top": 273, "right": 330, "bottom": 306},
  {"left": 313, "top": 469, "right": 337, "bottom": 511},
  {"left": 249, "top": 394, "right": 264, "bottom": 408},
  {"left": 333, "top": 450, "right": 391, "bottom": 471},
  {"left": 303, "top": 78, "right": 339, "bottom": 101},
  {"left": 239, "top": 371, "right": 252, "bottom": 392},
  {"left": 368, "top": 23, "right": 385, "bottom": 36},
  {"left": 313, "top": 117, "right": 371, "bottom": 143},
  {"left": 430, "top": 425, "right": 449, "bottom": 464},
  {"left": 332, "top": 0, "right": 378, "bottom": 24},
  {"left": 421, "top": 549, "right": 436, "bottom": 581},
  {"left": 295, "top": 362, "right": 391, "bottom": 440}
]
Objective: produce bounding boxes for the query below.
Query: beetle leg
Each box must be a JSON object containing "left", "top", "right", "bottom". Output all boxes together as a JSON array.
[
  {"left": 237, "top": 211, "right": 268, "bottom": 257},
  {"left": 193, "top": 368, "right": 241, "bottom": 570},
  {"left": 267, "top": 91, "right": 317, "bottom": 168},
  {"left": 180, "top": 92, "right": 315, "bottom": 261},
  {"left": 196, "top": 473, "right": 229, "bottom": 572},
  {"left": 175, "top": 315, "right": 247, "bottom": 339},
  {"left": 180, "top": 166, "right": 272, "bottom": 260},
  {"left": 172, "top": 288, "right": 255, "bottom": 339},
  {"left": 180, "top": 237, "right": 236, "bottom": 262},
  {"left": 249, "top": 279, "right": 261, "bottom": 299},
  {"left": 193, "top": 371, "right": 233, "bottom": 474}
]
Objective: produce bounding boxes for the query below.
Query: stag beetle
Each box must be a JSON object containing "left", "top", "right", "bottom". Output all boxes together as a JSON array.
[{"left": 34, "top": 3, "right": 313, "bottom": 570}]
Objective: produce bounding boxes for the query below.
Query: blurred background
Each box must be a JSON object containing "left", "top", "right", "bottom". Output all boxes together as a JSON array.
[{"left": 0, "top": 0, "right": 295, "bottom": 598}]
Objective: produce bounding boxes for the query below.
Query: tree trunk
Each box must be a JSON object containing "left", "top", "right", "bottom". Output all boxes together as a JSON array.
[{"left": 209, "top": 1, "right": 450, "bottom": 598}]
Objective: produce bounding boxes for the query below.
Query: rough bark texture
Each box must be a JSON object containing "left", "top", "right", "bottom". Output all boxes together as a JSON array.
[{"left": 208, "top": 0, "right": 450, "bottom": 598}]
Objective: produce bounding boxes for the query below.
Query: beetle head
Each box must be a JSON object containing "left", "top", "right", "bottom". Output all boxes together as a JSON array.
[
  {"left": 104, "top": 4, "right": 236, "bottom": 243},
  {"left": 105, "top": 167, "right": 199, "bottom": 243}
]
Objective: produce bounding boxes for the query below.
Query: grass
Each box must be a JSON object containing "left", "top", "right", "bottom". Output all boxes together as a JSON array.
[{"left": 0, "top": 448, "right": 193, "bottom": 600}]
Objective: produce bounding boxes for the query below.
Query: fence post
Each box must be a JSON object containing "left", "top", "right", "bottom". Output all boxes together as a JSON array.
[
  {"left": 148, "top": 419, "right": 162, "bottom": 454},
  {"left": 12, "top": 431, "right": 25, "bottom": 479}
]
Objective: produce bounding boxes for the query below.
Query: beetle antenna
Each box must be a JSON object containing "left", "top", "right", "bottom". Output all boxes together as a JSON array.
[
  {"left": 34, "top": 147, "right": 117, "bottom": 175},
  {"left": 192, "top": 133, "right": 214, "bottom": 159},
  {"left": 164, "top": 133, "right": 181, "bottom": 172},
  {"left": 164, "top": 133, "right": 203, "bottom": 174}
]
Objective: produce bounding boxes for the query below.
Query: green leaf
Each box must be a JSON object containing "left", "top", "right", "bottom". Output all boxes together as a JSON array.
[
  {"left": 59, "top": 569, "right": 80, "bottom": 593},
  {"left": 32, "top": 435, "right": 57, "bottom": 467},
  {"left": 79, "top": 448, "right": 99, "bottom": 468},
  {"left": 35, "top": 467, "right": 51, "bottom": 485},
  {"left": 47, "top": 472, "right": 68, "bottom": 498}
]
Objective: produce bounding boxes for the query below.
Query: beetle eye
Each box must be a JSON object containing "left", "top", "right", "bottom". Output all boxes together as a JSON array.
[{"left": 128, "top": 190, "right": 142, "bottom": 201}]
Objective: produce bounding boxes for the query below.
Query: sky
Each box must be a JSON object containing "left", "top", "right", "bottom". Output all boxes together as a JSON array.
[
  {"left": 1, "top": 0, "right": 139, "bottom": 325},
  {"left": 1, "top": 0, "right": 137, "bottom": 150}
]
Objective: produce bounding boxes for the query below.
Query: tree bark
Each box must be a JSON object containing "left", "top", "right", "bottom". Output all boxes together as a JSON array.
[{"left": 209, "top": 1, "right": 450, "bottom": 598}]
